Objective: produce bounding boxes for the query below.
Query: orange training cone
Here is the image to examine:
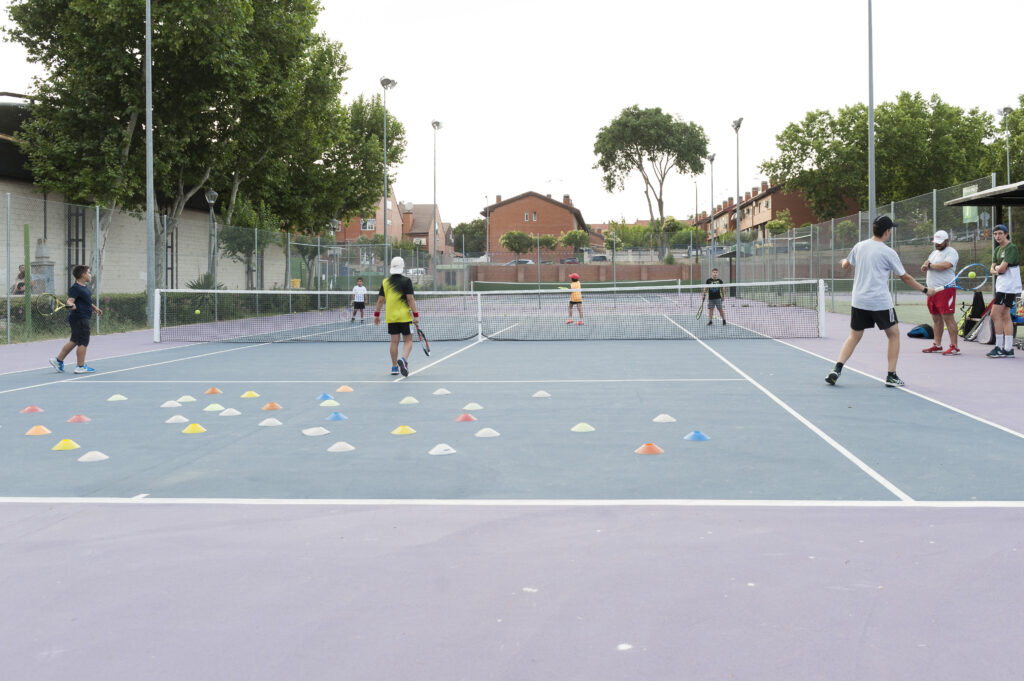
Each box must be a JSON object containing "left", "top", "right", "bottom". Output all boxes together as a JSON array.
[
  {"left": 634, "top": 443, "right": 664, "bottom": 455},
  {"left": 204, "top": 387, "right": 223, "bottom": 395},
  {"left": 455, "top": 413, "right": 477, "bottom": 422},
  {"left": 20, "top": 405, "right": 44, "bottom": 414},
  {"left": 26, "top": 425, "right": 51, "bottom": 436},
  {"left": 261, "top": 402, "right": 283, "bottom": 411}
]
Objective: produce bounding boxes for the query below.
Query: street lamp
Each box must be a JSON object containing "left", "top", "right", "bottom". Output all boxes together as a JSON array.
[
  {"left": 380, "top": 77, "right": 397, "bottom": 264},
  {"left": 432, "top": 120, "right": 442, "bottom": 290},
  {"left": 1002, "top": 106, "right": 1014, "bottom": 232},
  {"left": 204, "top": 188, "right": 218, "bottom": 278},
  {"left": 732, "top": 117, "right": 743, "bottom": 288},
  {"left": 708, "top": 153, "right": 716, "bottom": 270}
]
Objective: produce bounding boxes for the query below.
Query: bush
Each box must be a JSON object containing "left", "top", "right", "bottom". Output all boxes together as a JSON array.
[{"left": 663, "top": 252, "right": 675, "bottom": 264}]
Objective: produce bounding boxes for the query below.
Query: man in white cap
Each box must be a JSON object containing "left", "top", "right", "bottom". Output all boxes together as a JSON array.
[
  {"left": 373, "top": 256, "right": 420, "bottom": 376},
  {"left": 919, "top": 229, "right": 960, "bottom": 355}
]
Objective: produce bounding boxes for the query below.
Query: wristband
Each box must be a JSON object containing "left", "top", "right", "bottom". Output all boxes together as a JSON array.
[
  {"left": 374, "top": 311, "right": 380, "bottom": 317},
  {"left": 413, "top": 312, "right": 419, "bottom": 318}
]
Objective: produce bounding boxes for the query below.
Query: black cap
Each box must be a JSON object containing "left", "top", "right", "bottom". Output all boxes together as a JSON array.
[{"left": 873, "top": 215, "right": 896, "bottom": 231}]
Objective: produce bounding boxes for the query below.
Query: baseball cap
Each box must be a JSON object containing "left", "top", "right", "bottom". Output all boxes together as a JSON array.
[
  {"left": 873, "top": 215, "right": 897, "bottom": 231},
  {"left": 993, "top": 224, "right": 1009, "bottom": 233},
  {"left": 389, "top": 256, "right": 405, "bottom": 274},
  {"left": 569, "top": 273, "right": 579, "bottom": 280},
  {"left": 932, "top": 230, "right": 949, "bottom": 244}
]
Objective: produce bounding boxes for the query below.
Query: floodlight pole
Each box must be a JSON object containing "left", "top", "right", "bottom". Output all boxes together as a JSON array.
[
  {"left": 144, "top": 0, "right": 155, "bottom": 318},
  {"left": 709, "top": 153, "right": 716, "bottom": 271},
  {"left": 1002, "top": 107, "right": 1014, "bottom": 232},
  {"left": 432, "top": 120, "right": 442, "bottom": 291},
  {"left": 732, "top": 118, "right": 743, "bottom": 290},
  {"left": 867, "top": 0, "right": 877, "bottom": 223},
  {"left": 380, "top": 77, "right": 396, "bottom": 265}
]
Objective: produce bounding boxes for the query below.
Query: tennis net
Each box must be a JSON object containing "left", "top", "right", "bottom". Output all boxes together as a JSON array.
[{"left": 154, "top": 279, "right": 825, "bottom": 343}]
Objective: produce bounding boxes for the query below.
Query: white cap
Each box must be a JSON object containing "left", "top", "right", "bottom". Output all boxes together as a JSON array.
[
  {"left": 932, "top": 230, "right": 949, "bottom": 244},
  {"left": 389, "top": 256, "right": 405, "bottom": 274}
]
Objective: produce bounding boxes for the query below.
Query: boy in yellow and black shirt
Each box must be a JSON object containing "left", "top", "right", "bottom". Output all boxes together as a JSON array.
[
  {"left": 373, "top": 256, "right": 420, "bottom": 376},
  {"left": 566, "top": 273, "right": 583, "bottom": 325}
]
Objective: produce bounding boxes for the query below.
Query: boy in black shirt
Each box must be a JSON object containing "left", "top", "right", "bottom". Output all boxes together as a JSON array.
[
  {"left": 704, "top": 268, "right": 726, "bottom": 325},
  {"left": 48, "top": 265, "right": 103, "bottom": 374}
]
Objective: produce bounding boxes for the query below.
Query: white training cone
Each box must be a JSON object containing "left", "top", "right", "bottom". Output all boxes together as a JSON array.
[
  {"left": 652, "top": 414, "right": 676, "bottom": 423},
  {"left": 474, "top": 427, "right": 500, "bottom": 438},
  {"left": 77, "top": 451, "right": 109, "bottom": 463},
  {"left": 258, "top": 417, "right": 283, "bottom": 427},
  {"left": 463, "top": 402, "right": 484, "bottom": 411},
  {"left": 428, "top": 443, "right": 456, "bottom": 456},
  {"left": 570, "top": 423, "right": 595, "bottom": 432},
  {"left": 432, "top": 388, "right": 451, "bottom": 396},
  {"left": 400, "top": 396, "right": 419, "bottom": 405},
  {"left": 219, "top": 408, "right": 242, "bottom": 416},
  {"left": 327, "top": 441, "right": 355, "bottom": 452},
  {"left": 164, "top": 414, "right": 189, "bottom": 424},
  {"left": 532, "top": 390, "right": 551, "bottom": 398},
  {"left": 161, "top": 400, "right": 182, "bottom": 408},
  {"left": 303, "top": 427, "right": 330, "bottom": 437}
]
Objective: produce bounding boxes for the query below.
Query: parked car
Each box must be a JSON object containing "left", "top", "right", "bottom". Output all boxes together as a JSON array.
[
  {"left": 501, "top": 259, "right": 534, "bottom": 266},
  {"left": 590, "top": 255, "right": 609, "bottom": 262},
  {"left": 559, "top": 257, "right": 579, "bottom": 264}
]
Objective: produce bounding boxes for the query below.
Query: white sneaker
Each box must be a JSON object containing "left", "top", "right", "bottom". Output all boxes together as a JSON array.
[{"left": 73, "top": 365, "right": 96, "bottom": 374}]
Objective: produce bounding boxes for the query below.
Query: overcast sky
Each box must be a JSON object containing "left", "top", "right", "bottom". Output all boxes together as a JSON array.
[{"left": 3, "top": 0, "right": 1022, "bottom": 228}]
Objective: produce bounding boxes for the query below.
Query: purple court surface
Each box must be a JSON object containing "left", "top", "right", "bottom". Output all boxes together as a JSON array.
[{"left": 1, "top": 315, "right": 1022, "bottom": 680}]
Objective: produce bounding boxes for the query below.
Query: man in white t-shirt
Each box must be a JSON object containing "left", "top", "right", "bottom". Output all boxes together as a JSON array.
[
  {"left": 826, "top": 215, "right": 934, "bottom": 388},
  {"left": 919, "top": 230, "right": 959, "bottom": 355},
  {"left": 351, "top": 277, "right": 368, "bottom": 323}
]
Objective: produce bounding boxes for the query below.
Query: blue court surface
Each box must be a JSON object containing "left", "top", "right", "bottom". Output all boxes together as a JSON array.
[{"left": 2, "top": 335, "right": 1022, "bottom": 680}]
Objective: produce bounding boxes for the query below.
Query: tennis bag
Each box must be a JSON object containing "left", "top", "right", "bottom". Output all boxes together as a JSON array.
[
  {"left": 959, "top": 291, "right": 987, "bottom": 337},
  {"left": 907, "top": 324, "right": 934, "bottom": 339},
  {"left": 964, "top": 302, "right": 995, "bottom": 345}
]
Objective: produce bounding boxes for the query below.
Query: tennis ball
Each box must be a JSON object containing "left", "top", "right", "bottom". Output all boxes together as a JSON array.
[
  {"left": 968, "top": 271, "right": 976, "bottom": 278},
  {"left": 195, "top": 309, "right": 201, "bottom": 315}
]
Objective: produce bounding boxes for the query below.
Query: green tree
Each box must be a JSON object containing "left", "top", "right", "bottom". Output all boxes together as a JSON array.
[
  {"left": 499, "top": 230, "right": 534, "bottom": 258},
  {"left": 559, "top": 229, "right": 591, "bottom": 255},
  {"left": 765, "top": 208, "right": 794, "bottom": 236},
  {"left": 761, "top": 92, "right": 996, "bottom": 219},
  {"left": 453, "top": 219, "right": 486, "bottom": 254},
  {"left": 218, "top": 198, "right": 282, "bottom": 289},
  {"left": 537, "top": 234, "right": 559, "bottom": 250},
  {"left": 593, "top": 105, "right": 708, "bottom": 251},
  {"left": 834, "top": 219, "right": 859, "bottom": 246}
]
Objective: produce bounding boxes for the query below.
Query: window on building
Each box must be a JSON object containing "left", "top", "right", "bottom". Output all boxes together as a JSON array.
[
  {"left": 361, "top": 218, "right": 376, "bottom": 231},
  {"left": 524, "top": 212, "right": 530, "bottom": 221},
  {"left": 533, "top": 211, "right": 538, "bottom": 221}
]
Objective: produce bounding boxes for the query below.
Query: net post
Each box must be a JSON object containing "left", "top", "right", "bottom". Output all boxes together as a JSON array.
[
  {"left": 153, "top": 289, "right": 161, "bottom": 343},
  {"left": 476, "top": 292, "right": 482, "bottom": 341},
  {"left": 817, "top": 279, "right": 826, "bottom": 337}
]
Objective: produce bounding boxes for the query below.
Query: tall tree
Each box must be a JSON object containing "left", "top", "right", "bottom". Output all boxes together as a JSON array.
[
  {"left": 452, "top": 219, "right": 487, "bottom": 254},
  {"left": 593, "top": 105, "right": 707, "bottom": 251},
  {"left": 761, "top": 92, "right": 996, "bottom": 219}
]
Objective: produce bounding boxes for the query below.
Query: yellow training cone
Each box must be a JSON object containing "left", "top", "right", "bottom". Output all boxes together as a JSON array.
[
  {"left": 570, "top": 423, "right": 595, "bottom": 432},
  {"left": 107, "top": 394, "right": 128, "bottom": 402},
  {"left": 241, "top": 390, "right": 260, "bottom": 398},
  {"left": 203, "top": 403, "right": 225, "bottom": 412},
  {"left": 182, "top": 423, "right": 206, "bottom": 434},
  {"left": 320, "top": 399, "right": 340, "bottom": 407},
  {"left": 399, "top": 396, "right": 419, "bottom": 405},
  {"left": 391, "top": 425, "right": 416, "bottom": 435},
  {"left": 52, "top": 438, "right": 80, "bottom": 451}
]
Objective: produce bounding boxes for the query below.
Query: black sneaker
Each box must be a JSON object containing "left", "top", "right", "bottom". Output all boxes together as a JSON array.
[
  {"left": 986, "top": 347, "right": 1005, "bottom": 358},
  {"left": 1004, "top": 349, "right": 1015, "bottom": 359},
  {"left": 885, "top": 374, "right": 905, "bottom": 388},
  {"left": 825, "top": 370, "right": 840, "bottom": 385},
  {"left": 707, "top": 320, "right": 712, "bottom": 326},
  {"left": 722, "top": 320, "right": 727, "bottom": 326},
  {"left": 397, "top": 357, "right": 409, "bottom": 377}
]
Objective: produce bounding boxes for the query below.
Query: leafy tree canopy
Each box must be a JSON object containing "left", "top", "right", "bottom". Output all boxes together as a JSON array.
[{"left": 452, "top": 218, "right": 486, "bottom": 254}]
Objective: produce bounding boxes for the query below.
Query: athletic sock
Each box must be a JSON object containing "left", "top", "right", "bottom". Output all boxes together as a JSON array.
[
  {"left": 1006, "top": 337, "right": 1016, "bottom": 351},
  {"left": 995, "top": 334, "right": 1004, "bottom": 349}
]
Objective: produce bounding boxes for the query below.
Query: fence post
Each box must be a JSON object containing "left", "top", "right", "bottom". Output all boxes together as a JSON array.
[
  {"left": 153, "top": 289, "right": 161, "bottom": 343},
  {"left": 830, "top": 218, "right": 835, "bottom": 313},
  {"left": 6, "top": 192, "right": 10, "bottom": 344},
  {"left": 94, "top": 205, "right": 100, "bottom": 333},
  {"left": 890, "top": 200, "right": 896, "bottom": 304},
  {"left": 23, "top": 224, "right": 31, "bottom": 337}
]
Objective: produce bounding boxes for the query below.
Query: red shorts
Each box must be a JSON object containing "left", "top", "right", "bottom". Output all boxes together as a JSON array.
[{"left": 927, "top": 286, "right": 955, "bottom": 315}]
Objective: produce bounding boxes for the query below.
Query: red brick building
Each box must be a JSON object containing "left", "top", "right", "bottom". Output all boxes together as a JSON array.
[
  {"left": 693, "top": 181, "right": 826, "bottom": 240},
  {"left": 481, "top": 192, "right": 592, "bottom": 256}
]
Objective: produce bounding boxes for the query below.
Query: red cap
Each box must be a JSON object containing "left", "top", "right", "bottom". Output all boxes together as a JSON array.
[{"left": 570, "top": 273, "right": 579, "bottom": 280}]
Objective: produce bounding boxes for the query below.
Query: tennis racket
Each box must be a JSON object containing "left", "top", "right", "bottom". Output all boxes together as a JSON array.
[
  {"left": 696, "top": 293, "right": 705, "bottom": 320},
  {"left": 416, "top": 326, "right": 431, "bottom": 356},
  {"left": 943, "top": 263, "right": 988, "bottom": 291},
  {"left": 35, "top": 293, "right": 70, "bottom": 318}
]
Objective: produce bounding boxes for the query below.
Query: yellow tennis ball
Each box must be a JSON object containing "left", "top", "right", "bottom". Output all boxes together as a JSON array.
[
  {"left": 968, "top": 271, "right": 976, "bottom": 278},
  {"left": 195, "top": 309, "right": 201, "bottom": 314}
]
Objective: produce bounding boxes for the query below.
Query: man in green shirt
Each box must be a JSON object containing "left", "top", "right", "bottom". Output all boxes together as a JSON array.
[
  {"left": 373, "top": 256, "right": 421, "bottom": 376},
  {"left": 987, "top": 224, "right": 1021, "bottom": 358}
]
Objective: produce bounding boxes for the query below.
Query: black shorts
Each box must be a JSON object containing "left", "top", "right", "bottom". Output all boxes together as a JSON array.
[
  {"left": 353, "top": 301, "right": 365, "bottom": 310},
  {"left": 387, "top": 322, "right": 412, "bottom": 336},
  {"left": 993, "top": 292, "right": 1019, "bottom": 307},
  {"left": 850, "top": 306, "right": 897, "bottom": 331},
  {"left": 569, "top": 301, "right": 581, "bottom": 307},
  {"left": 69, "top": 318, "right": 91, "bottom": 346}
]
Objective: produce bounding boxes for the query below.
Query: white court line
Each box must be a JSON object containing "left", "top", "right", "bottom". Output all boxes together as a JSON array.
[
  {"left": 0, "top": 341, "right": 197, "bottom": 377},
  {"left": 664, "top": 314, "right": 914, "bottom": 502},
  {"left": 395, "top": 322, "right": 521, "bottom": 381},
  {"left": 69, "top": 378, "right": 747, "bottom": 384},
  {"left": 3, "top": 496, "right": 1024, "bottom": 508},
  {"left": 766, "top": 336, "right": 1024, "bottom": 441},
  {"left": 0, "top": 343, "right": 269, "bottom": 396}
]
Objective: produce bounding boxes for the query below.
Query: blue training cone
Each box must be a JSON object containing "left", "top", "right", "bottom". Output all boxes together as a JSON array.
[
  {"left": 326, "top": 412, "right": 348, "bottom": 421},
  {"left": 317, "top": 392, "right": 333, "bottom": 401},
  {"left": 684, "top": 430, "right": 710, "bottom": 442}
]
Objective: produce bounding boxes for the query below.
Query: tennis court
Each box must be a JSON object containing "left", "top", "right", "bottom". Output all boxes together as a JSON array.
[{"left": 1, "top": 289, "right": 1022, "bottom": 680}]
